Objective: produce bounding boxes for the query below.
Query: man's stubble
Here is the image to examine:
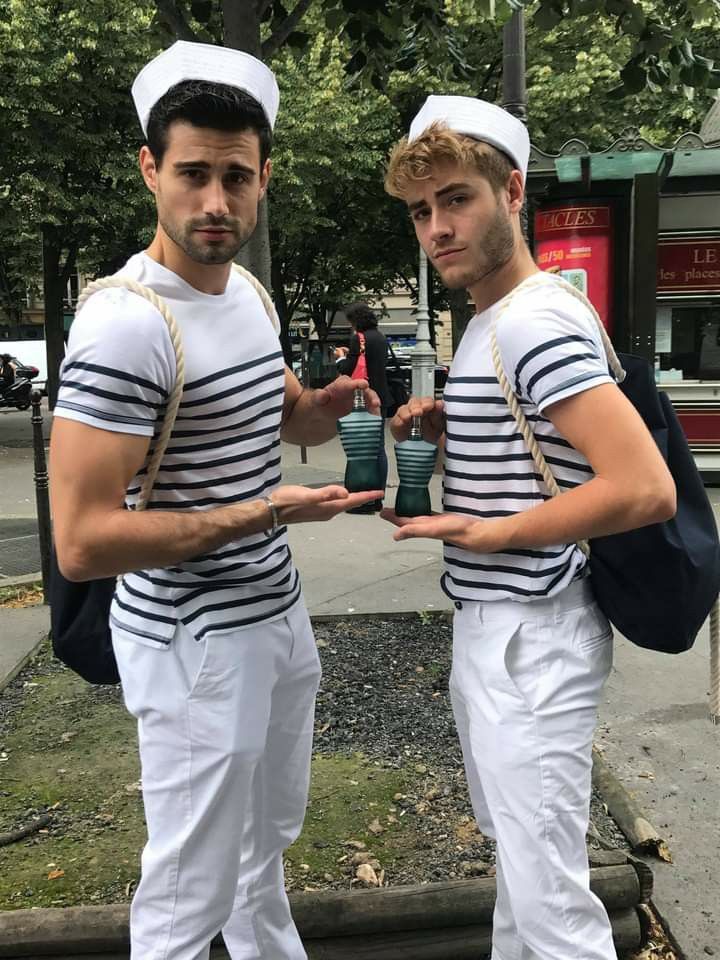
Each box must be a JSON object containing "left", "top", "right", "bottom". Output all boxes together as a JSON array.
[
  {"left": 159, "top": 211, "right": 255, "bottom": 265},
  {"left": 442, "top": 201, "right": 515, "bottom": 291}
]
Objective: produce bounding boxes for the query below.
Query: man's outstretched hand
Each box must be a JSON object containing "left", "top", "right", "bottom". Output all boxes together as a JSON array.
[
  {"left": 274, "top": 484, "right": 383, "bottom": 524},
  {"left": 381, "top": 508, "right": 483, "bottom": 549}
]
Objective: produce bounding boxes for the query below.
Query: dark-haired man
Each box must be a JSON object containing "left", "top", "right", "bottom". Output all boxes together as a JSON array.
[
  {"left": 382, "top": 96, "right": 676, "bottom": 960},
  {"left": 50, "top": 42, "right": 381, "bottom": 959}
]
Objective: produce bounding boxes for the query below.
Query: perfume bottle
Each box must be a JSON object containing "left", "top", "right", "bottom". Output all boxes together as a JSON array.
[
  {"left": 337, "top": 389, "right": 384, "bottom": 504},
  {"left": 394, "top": 416, "right": 437, "bottom": 517}
]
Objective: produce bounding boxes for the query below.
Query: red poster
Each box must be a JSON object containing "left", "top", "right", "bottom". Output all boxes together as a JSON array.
[
  {"left": 657, "top": 236, "right": 720, "bottom": 295},
  {"left": 534, "top": 204, "right": 614, "bottom": 334}
]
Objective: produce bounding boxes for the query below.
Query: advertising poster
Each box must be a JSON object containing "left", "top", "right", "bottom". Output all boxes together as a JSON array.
[{"left": 534, "top": 204, "right": 614, "bottom": 334}]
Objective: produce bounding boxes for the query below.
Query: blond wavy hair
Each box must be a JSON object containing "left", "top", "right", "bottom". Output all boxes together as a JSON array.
[{"left": 385, "top": 122, "right": 514, "bottom": 199}]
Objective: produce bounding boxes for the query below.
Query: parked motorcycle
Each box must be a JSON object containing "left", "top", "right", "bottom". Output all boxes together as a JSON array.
[{"left": 0, "top": 357, "right": 39, "bottom": 411}]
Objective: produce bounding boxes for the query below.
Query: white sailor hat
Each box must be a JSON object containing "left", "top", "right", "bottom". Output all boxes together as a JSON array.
[
  {"left": 131, "top": 40, "right": 280, "bottom": 136},
  {"left": 408, "top": 95, "right": 530, "bottom": 180}
]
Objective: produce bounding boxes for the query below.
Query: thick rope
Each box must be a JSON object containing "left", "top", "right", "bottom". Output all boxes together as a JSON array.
[
  {"left": 490, "top": 271, "right": 720, "bottom": 720},
  {"left": 711, "top": 599, "right": 720, "bottom": 724},
  {"left": 232, "top": 263, "right": 281, "bottom": 334},
  {"left": 76, "top": 277, "right": 185, "bottom": 511},
  {"left": 489, "top": 274, "right": 591, "bottom": 557},
  {"left": 75, "top": 263, "right": 278, "bottom": 509}
]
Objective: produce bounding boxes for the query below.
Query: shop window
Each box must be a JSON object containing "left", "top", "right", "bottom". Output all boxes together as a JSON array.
[{"left": 656, "top": 304, "right": 720, "bottom": 380}]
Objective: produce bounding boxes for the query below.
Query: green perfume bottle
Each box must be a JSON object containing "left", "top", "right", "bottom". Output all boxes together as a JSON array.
[
  {"left": 337, "top": 390, "right": 384, "bottom": 506},
  {"left": 394, "top": 416, "right": 437, "bottom": 517}
]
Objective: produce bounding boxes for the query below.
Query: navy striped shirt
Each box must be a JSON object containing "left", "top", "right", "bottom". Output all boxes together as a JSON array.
[
  {"left": 442, "top": 274, "right": 615, "bottom": 603},
  {"left": 55, "top": 253, "right": 299, "bottom": 646}
]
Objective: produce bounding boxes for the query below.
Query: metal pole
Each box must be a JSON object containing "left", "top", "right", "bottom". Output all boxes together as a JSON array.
[
  {"left": 502, "top": 9, "right": 529, "bottom": 238},
  {"left": 411, "top": 247, "right": 437, "bottom": 399},
  {"left": 502, "top": 10, "right": 527, "bottom": 125},
  {"left": 300, "top": 342, "right": 308, "bottom": 465},
  {"left": 31, "top": 390, "right": 52, "bottom": 603}
]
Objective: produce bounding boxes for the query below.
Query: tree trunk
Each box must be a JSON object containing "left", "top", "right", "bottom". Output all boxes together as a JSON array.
[
  {"left": 448, "top": 286, "right": 474, "bottom": 353},
  {"left": 271, "top": 253, "right": 293, "bottom": 365},
  {"left": 223, "top": 0, "right": 273, "bottom": 294},
  {"left": 42, "top": 226, "right": 69, "bottom": 410}
]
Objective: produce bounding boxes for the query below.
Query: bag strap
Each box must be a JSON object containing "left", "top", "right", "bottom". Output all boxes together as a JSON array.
[
  {"left": 489, "top": 272, "right": 625, "bottom": 559},
  {"left": 232, "top": 263, "right": 281, "bottom": 335},
  {"left": 387, "top": 341, "right": 402, "bottom": 371},
  {"left": 75, "top": 263, "right": 278, "bottom": 511}
]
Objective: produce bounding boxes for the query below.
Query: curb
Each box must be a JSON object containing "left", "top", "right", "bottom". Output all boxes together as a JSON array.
[
  {"left": 0, "top": 616, "right": 48, "bottom": 696},
  {"left": 0, "top": 864, "right": 646, "bottom": 958},
  {"left": 310, "top": 609, "right": 452, "bottom": 623},
  {"left": 0, "top": 573, "right": 43, "bottom": 589}
]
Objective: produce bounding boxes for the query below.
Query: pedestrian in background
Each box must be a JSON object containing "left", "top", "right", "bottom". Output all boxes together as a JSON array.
[{"left": 335, "top": 301, "right": 390, "bottom": 510}]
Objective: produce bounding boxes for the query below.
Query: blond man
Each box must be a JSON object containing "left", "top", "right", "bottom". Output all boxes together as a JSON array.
[{"left": 383, "top": 96, "right": 675, "bottom": 960}]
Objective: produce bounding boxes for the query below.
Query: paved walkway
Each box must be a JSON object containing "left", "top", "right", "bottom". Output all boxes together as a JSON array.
[{"left": 1, "top": 428, "right": 718, "bottom": 955}]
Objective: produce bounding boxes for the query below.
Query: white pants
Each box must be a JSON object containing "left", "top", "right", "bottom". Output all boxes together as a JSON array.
[
  {"left": 112, "top": 600, "right": 321, "bottom": 960},
  {"left": 450, "top": 578, "right": 617, "bottom": 960}
]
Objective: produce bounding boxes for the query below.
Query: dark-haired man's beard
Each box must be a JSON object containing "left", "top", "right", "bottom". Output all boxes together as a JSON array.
[
  {"left": 161, "top": 214, "right": 255, "bottom": 265},
  {"left": 442, "top": 205, "right": 515, "bottom": 291}
]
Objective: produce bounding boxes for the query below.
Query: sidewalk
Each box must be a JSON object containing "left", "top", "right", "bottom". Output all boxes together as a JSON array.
[
  {"left": 0, "top": 603, "right": 50, "bottom": 693},
  {"left": 1, "top": 432, "right": 718, "bottom": 956}
]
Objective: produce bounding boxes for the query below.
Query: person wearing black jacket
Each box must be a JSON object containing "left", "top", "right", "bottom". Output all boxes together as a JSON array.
[{"left": 335, "top": 302, "right": 390, "bottom": 510}]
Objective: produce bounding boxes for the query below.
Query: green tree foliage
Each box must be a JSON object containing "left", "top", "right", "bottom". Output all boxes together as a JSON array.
[
  {"left": 0, "top": 0, "right": 160, "bottom": 403},
  {"left": 525, "top": 7, "right": 720, "bottom": 151},
  {"left": 2, "top": 0, "right": 718, "bottom": 401},
  {"left": 269, "top": 33, "right": 416, "bottom": 358}
]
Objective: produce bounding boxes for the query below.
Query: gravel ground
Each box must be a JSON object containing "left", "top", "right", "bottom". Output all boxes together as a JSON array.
[
  {"left": 310, "top": 615, "right": 629, "bottom": 886},
  {"left": 0, "top": 615, "right": 628, "bottom": 896}
]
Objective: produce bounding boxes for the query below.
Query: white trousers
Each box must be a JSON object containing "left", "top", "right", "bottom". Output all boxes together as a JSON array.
[
  {"left": 112, "top": 600, "right": 321, "bottom": 960},
  {"left": 450, "top": 578, "right": 618, "bottom": 960}
]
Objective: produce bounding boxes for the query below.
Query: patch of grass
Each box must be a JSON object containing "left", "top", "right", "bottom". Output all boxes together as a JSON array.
[
  {"left": 0, "top": 649, "right": 143, "bottom": 909},
  {"left": 0, "top": 582, "right": 44, "bottom": 608},
  {"left": 0, "top": 646, "right": 423, "bottom": 908},
  {"left": 286, "top": 755, "right": 410, "bottom": 887}
]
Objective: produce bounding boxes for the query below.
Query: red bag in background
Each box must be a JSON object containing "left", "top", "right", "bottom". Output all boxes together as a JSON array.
[{"left": 351, "top": 332, "right": 368, "bottom": 381}]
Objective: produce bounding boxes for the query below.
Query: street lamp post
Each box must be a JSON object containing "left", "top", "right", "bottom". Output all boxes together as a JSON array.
[
  {"left": 411, "top": 246, "right": 436, "bottom": 399},
  {"left": 502, "top": 9, "right": 529, "bottom": 237},
  {"left": 502, "top": 10, "right": 527, "bottom": 125}
]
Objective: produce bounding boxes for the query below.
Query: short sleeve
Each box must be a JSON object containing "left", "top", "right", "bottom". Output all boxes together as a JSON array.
[
  {"left": 54, "top": 288, "right": 176, "bottom": 436},
  {"left": 496, "top": 287, "right": 614, "bottom": 414}
]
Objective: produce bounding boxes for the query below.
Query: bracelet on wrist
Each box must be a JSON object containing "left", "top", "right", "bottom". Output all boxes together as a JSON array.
[{"left": 262, "top": 495, "right": 279, "bottom": 535}]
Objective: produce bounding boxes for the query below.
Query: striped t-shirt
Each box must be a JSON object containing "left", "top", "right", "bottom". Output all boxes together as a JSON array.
[
  {"left": 442, "top": 273, "right": 615, "bottom": 603},
  {"left": 55, "top": 252, "right": 299, "bottom": 647}
]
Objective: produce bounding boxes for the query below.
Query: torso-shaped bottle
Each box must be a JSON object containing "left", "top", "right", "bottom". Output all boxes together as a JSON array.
[
  {"left": 394, "top": 416, "right": 437, "bottom": 517},
  {"left": 337, "top": 389, "right": 384, "bottom": 494}
]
